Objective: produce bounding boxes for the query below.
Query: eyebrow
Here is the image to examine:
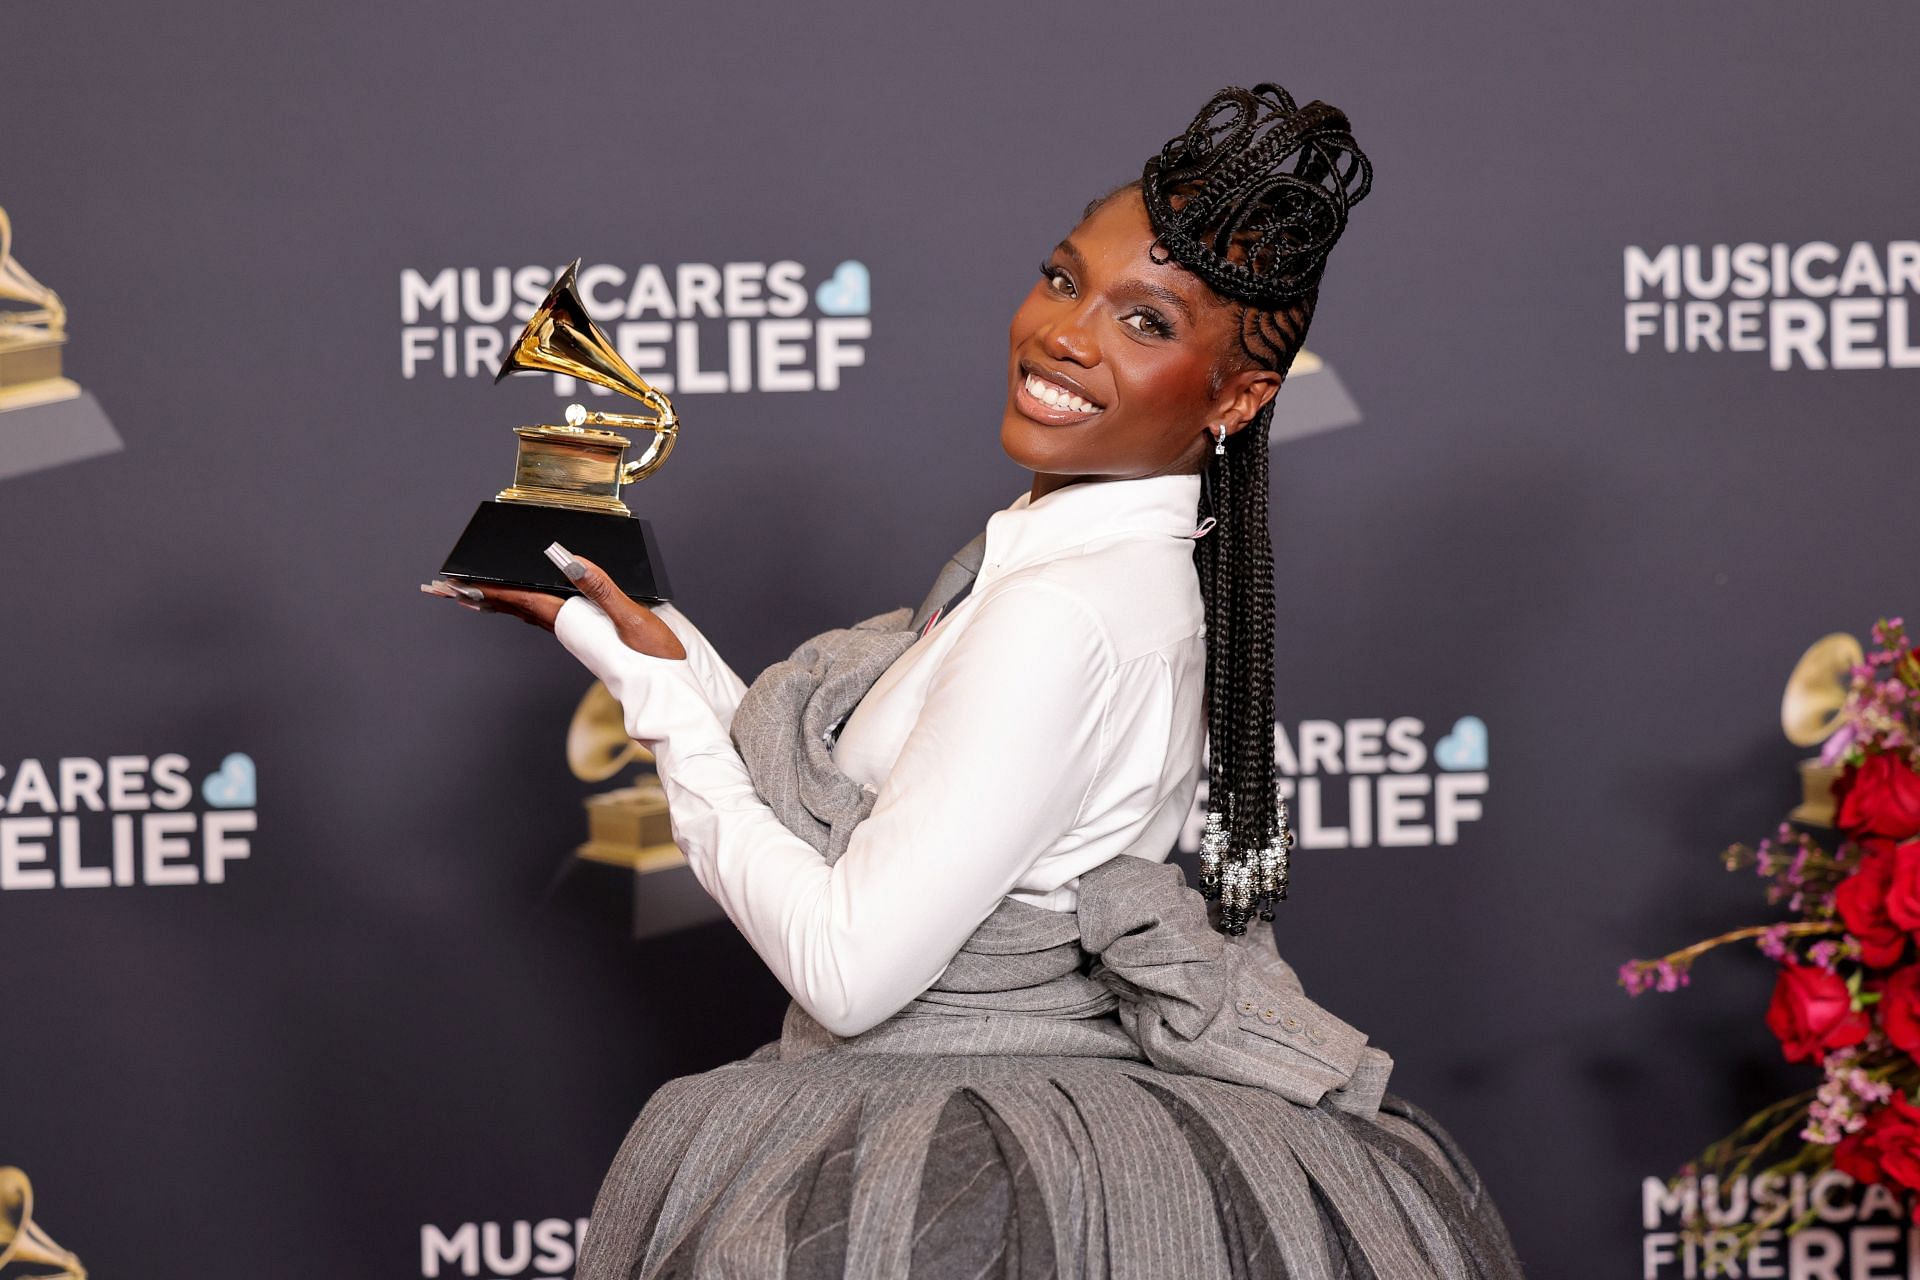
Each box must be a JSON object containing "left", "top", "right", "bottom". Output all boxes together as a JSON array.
[{"left": 1055, "top": 237, "right": 1196, "bottom": 323}]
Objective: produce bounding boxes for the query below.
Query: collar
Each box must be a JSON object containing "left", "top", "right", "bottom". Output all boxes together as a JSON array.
[{"left": 978, "top": 473, "right": 1203, "bottom": 582}]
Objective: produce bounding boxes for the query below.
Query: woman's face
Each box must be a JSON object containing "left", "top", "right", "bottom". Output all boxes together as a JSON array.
[{"left": 1001, "top": 187, "right": 1281, "bottom": 493}]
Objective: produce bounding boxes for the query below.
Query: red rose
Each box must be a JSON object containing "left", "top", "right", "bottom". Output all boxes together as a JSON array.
[
  {"left": 1836, "top": 754, "right": 1920, "bottom": 841},
  {"left": 1883, "top": 966, "right": 1920, "bottom": 1053},
  {"left": 1837, "top": 840, "right": 1910, "bottom": 968},
  {"left": 1834, "top": 1096, "right": 1920, "bottom": 1203},
  {"left": 1835, "top": 1124, "right": 1885, "bottom": 1184},
  {"left": 1765, "top": 962, "right": 1870, "bottom": 1063},
  {"left": 1888, "top": 841, "right": 1920, "bottom": 933}
]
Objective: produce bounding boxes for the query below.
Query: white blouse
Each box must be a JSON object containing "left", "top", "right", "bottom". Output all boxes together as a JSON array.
[{"left": 554, "top": 471, "right": 1209, "bottom": 1037}]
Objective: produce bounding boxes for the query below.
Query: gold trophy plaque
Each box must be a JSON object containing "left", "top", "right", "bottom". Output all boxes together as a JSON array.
[
  {"left": 0, "top": 207, "right": 80, "bottom": 413},
  {"left": 439, "top": 259, "right": 678, "bottom": 600}
]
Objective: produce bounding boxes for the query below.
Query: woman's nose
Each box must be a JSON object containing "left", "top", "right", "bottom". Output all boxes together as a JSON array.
[{"left": 1042, "top": 310, "right": 1097, "bottom": 366}]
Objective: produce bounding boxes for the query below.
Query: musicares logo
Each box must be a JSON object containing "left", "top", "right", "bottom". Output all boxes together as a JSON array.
[
  {"left": 1623, "top": 240, "right": 1920, "bottom": 370},
  {"left": 421, "top": 1218, "right": 589, "bottom": 1279},
  {"left": 399, "top": 260, "right": 870, "bottom": 394},
  {"left": 0, "top": 753, "right": 257, "bottom": 890},
  {"left": 1641, "top": 1171, "right": 1918, "bottom": 1278},
  {"left": 1178, "top": 716, "right": 1490, "bottom": 855}
]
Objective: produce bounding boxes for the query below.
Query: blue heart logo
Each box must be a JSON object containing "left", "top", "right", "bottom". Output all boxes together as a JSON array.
[
  {"left": 814, "top": 261, "right": 870, "bottom": 316},
  {"left": 202, "top": 753, "right": 257, "bottom": 808},
  {"left": 1433, "top": 717, "right": 1488, "bottom": 771}
]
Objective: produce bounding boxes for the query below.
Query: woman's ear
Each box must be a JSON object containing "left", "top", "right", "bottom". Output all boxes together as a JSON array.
[{"left": 1216, "top": 368, "right": 1283, "bottom": 437}]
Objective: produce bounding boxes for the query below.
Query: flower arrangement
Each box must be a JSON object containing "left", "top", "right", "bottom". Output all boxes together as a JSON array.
[{"left": 1621, "top": 617, "right": 1920, "bottom": 1240}]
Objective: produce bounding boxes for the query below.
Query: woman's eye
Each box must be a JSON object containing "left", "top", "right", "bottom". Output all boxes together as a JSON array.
[
  {"left": 1123, "top": 310, "right": 1171, "bottom": 337},
  {"left": 1040, "top": 263, "right": 1074, "bottom": 296}
]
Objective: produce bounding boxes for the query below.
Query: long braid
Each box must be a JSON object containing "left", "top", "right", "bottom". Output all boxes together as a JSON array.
[
  {"left": 1139, "top": 82, "right": 1370, "bottom": 934},
  {"left": 1195, "top": 394, "right": 1290, "bottom": 932}
]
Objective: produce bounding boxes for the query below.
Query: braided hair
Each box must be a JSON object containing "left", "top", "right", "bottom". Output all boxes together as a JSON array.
[{"left": 1129, "top": 83, "right": 1373, "bottom": 933}]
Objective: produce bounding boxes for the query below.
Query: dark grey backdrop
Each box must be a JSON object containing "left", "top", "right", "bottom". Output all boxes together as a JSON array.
[{"left": 5, "top": 3, "right": 1918, "bottom": 1276}]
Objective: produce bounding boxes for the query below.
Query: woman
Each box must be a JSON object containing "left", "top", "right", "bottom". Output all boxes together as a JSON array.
[{"left": 431, "top": 82, "right": 1524, "bottom": 1279}]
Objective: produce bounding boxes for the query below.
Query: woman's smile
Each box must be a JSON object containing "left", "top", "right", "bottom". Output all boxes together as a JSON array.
[{"left": 1013, "top": 358, "right": 1106, "bottom": 425}]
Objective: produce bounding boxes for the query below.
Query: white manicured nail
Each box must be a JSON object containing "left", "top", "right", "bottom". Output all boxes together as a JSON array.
[{"left": 545, "top": 542, "right": 586, "bottom": 581}]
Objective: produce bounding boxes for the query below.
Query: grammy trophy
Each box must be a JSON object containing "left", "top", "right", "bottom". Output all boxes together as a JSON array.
[
  {"left": 0, "top": 206, "right": 79, "bottom": 412},
  {"left": 439, "top": 259, "right": 678, "bottom": 599}
]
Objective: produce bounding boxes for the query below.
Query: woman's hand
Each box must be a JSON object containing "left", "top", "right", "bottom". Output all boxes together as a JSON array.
[{"left": 421, "top": 543, "right": 687, "bottom": 660}]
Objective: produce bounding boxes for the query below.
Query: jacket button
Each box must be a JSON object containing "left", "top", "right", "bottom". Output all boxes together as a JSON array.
[
  {"left": 1280, "top": 1015, "right": 1303, "bottom": 1033},
  {"left": 1260, "top": 1008, "right": 1280, "bottom": 1024},
  {"left": 1237, "top": 998, "right": 1258, "bottom": 1015},
  {"left": 1306, "top": 1028, "right": 1327, "bottom": 1045}
]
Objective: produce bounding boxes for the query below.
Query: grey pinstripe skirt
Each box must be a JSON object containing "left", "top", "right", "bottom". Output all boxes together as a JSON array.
[
  {"left": 573, "top": 1023, "right": 1520, "bottom": 1280},
  {"left": 572, "top": 865, "right": 1523, "bottom": 1280}
]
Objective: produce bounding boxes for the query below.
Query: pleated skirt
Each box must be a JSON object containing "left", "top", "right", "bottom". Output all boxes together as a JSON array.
[{"left": 573, "top": 1042, "right": 1523, "bottom": 1280}]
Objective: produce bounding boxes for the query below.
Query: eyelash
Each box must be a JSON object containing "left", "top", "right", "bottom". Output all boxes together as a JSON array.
[{"left": 1037, "top": 262, "right": 1174, "bottom": 338}]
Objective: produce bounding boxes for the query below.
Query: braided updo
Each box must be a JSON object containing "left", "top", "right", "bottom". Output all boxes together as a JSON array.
[{"left": 1140, "top": 83, "right": 1373, "bottom": 933}]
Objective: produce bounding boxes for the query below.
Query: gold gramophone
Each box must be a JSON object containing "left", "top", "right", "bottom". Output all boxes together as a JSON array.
[
  {"left": 1781, "top": 631, "right": 1865, "bottom": 826},
  {"left": 439, "top": 259, "right": 678, "bottom": 599},
  {"left": 567, "top": 681, "right": 684, "bottom": 872},
  {"left": 0, "top": 207, "right": 80, "bottom": 413},
  {"left": 0, "top": 1167, "right": 87, "bottom": 1280}
]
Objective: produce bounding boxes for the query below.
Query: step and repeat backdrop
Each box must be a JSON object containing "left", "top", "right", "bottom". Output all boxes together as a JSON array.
[{"left": 5, "top": 3, "right": 1918, "bottom": 1277}]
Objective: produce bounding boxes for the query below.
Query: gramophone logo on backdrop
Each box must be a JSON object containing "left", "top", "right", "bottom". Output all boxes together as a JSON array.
[
  {"left": 0, "top": 1166, "right": 86, "bottom": 1280},
  {"left": 1624, "top": 240, "right": 1920, "bottom": 370},
  {"left": 400, "top": 260, "right": 872, "bottom": 393},
  {"left": 1267, "top": 348, "right": 1362, "bottom": 443},
  {"left": 0, "top": 205, "right": 123, "bottom": 484},
  {"left": 0, "top": 752, "right": 258, "bottom": 891},
  {"left": 1179, "top": 715, "right": 1490, "bottom": 854}
]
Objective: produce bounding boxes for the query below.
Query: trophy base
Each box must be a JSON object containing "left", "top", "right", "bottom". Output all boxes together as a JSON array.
[
  {"left": 441, "top": 500, "right": 672, "bottom": 601},
  {"left": 0, "top": 388, "right": 123, "bottom": 483}
]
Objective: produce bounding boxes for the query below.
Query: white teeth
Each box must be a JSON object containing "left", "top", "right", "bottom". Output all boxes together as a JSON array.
[{"left": 1025, "top": 373, "right": 1097, "bottom": 415}]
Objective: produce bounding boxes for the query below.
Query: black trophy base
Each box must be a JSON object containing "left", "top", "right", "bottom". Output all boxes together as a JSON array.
[{"left": 441, "top": 501, "right": 673, "bottom": 602}]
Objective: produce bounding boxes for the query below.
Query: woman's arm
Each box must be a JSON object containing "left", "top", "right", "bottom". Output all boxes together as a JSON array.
[
  {"left": 554, "top": 578, "right": 1115, "bottom": 1037},
  {"left": 650, "top": 603, "right": 750, "bottom": 729},
  {"left": 432, "top": 550, "right": 746, "bottom": 724}
]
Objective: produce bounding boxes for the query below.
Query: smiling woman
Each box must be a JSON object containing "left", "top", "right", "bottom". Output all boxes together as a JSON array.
[
  {"left": 430, "top": 81, "right": 1524, "bottom": 1280},
  {"left": 1003, "top": 193, "right": 1283, "bottom": 496}
]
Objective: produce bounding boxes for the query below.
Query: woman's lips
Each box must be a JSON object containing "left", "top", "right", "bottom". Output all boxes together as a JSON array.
[{"left": 1013, "top": 368, "right": 1105, "bottom": 426}]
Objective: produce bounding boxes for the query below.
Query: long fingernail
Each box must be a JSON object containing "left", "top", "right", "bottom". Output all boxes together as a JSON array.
[
  {"left": 419, "top": 582, "right": 455, "bottom": 598},
  {"left": 545, "top": 542, "right": 586, "bottom": 581},
  {"left": 451, "top": 583, "right": 485, "bottom": 602},
  {"left": 458, "top": 600, "right": 488, "bottom": 612}
]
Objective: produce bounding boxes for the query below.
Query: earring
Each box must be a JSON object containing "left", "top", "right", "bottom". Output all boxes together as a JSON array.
[{"left": 1211, "top": 424, "right": 1227, "bottom": 455}]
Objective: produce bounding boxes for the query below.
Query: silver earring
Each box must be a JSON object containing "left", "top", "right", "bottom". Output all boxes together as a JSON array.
[{"left": 1211, "top": 424, "right": 1227, "bottom": 455}]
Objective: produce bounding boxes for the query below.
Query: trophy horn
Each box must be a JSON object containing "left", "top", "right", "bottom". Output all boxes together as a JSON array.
[
  {"left": 1782, "top": 632, "right": 1864, "bottom": 747},
  {"left": 497, "top": 259, "right": 657, "bottom": 402},
  {"left": 0, "top": 1167, "right": 87, "bottom": 1280},
  {"left": 0, "top": 207, "right": 68, "bottom": 335},
  {"left": 567, "top": 680, "right": 653, "bottom": 783}
]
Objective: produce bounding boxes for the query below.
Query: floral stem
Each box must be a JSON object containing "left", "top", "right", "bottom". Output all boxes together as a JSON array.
[{"left": 1659, "top": 921, "right": 1843, "bottom": 968}]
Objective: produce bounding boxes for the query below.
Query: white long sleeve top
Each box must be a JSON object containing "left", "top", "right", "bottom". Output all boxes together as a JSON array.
[{"left": 553, "top": 471, "right": 1209, "bottom": 1037}]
